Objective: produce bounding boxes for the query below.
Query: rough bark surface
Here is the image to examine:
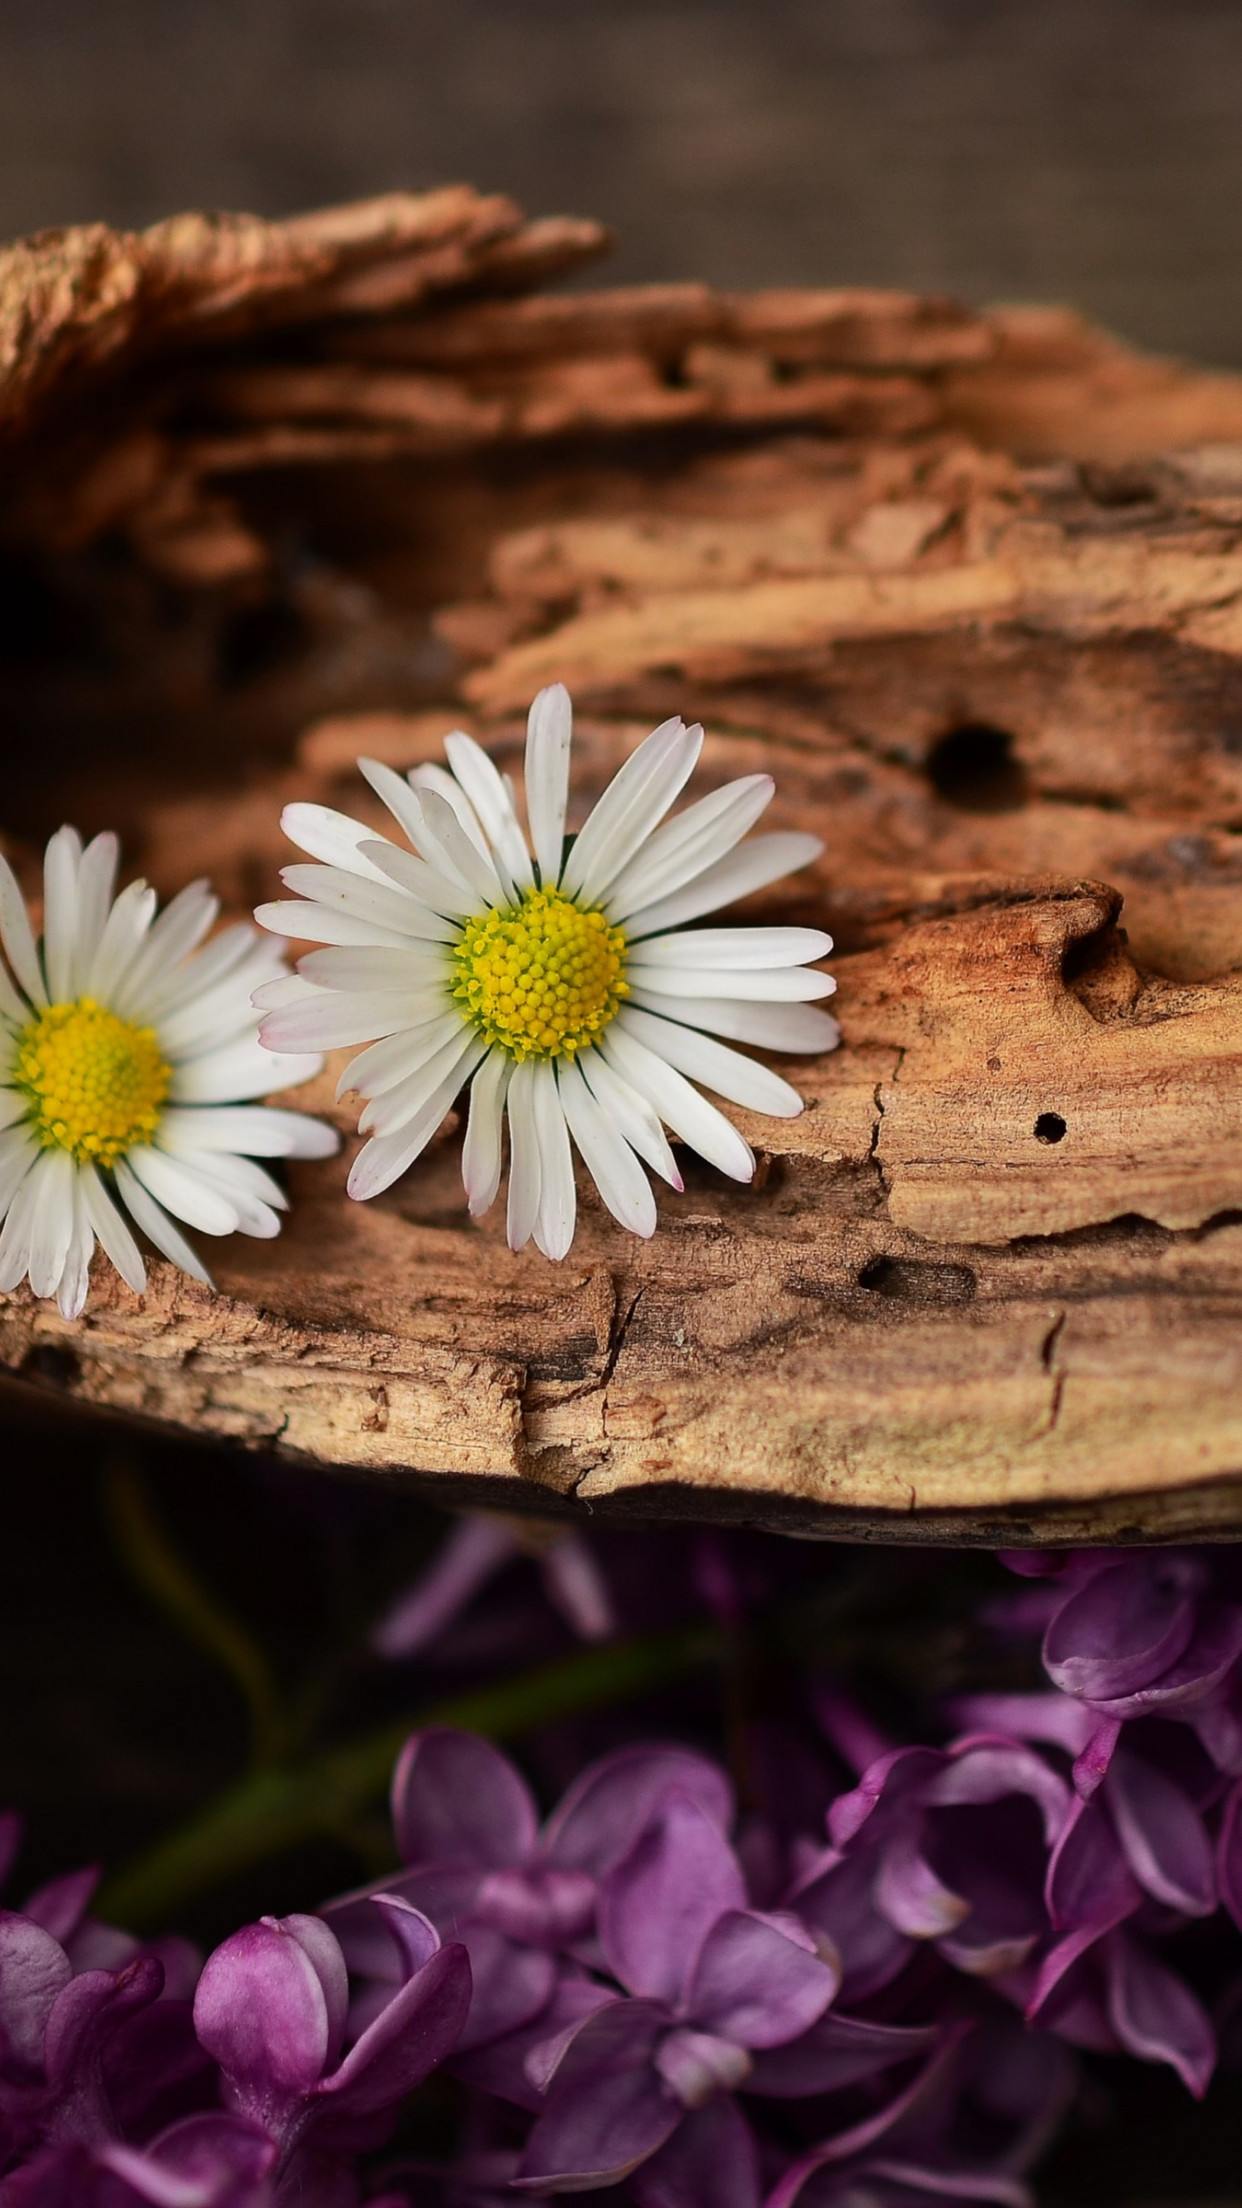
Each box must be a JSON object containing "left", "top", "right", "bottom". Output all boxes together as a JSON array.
[{"left": 6, "top": 189, "right": 1242, "bottom": 1539}]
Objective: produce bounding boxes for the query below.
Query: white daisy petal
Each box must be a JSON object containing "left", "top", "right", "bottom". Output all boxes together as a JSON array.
[
  {"left": 166, "top": 1149, "right": 284, "bottom": 1238},
  {"left": 524, "top": 683, "right": 573, "bottom": 888},
  {"left": 0, "top": 1149, "right": 44, "bottom": 1289},
  {"left": 27, "top": 1148, "right": 78, "bottom": 1298},
  {"left": 159, "top": 1106, "right": 338, "bottom": 1160},
  {"left": 0, "top": 1089, "right": 27, "bottom": 1133},
  {"left": 558, "top": 1056, "right": 656, "bottom": 1237},
  {"left": 71, "top": 833, "right": 121, "bottom": 995},
  {"left": 361, "top": 840, "right": 483, "bottom": 922},
  {"left": 577, "top": 1048, "right": 683, "bottom": 1189},
  {"left": 505, "top": 1059, "right": 543, "bottom": 1250},
  {"left": 410, "top": 788, "right": 506, "bottom": 908},
  {"left": 257, "top": 990, "right": 426, "bottom": 1055},
  {"left": 559, "top": 718, "right": 703, "bottom": 905},
  {"left": 254, "top": 901, "right": 432, "bottom": 954},
  {"left": 85, "top": 880, "right": 158, "bottom": 1001},
  {"left": 629, "top": 925, "right": 833, "bottom": 970},
  {"left": 111, "top": 880, "right": 220, "bottom": 1021},
  {"left": 621, "top": 1004, "right": 804, "bottom": 1117},
  {"left": 55, "top": 1180, "right": 96, "bottom": 1321},
  {"left": 162, "top": 946, "right": 295, "bottom": 1057},
  {"left": 296, "top": 945, "right": 450, "bottom": 994},
  {"left": 157, "top": 1140, "right": 287, "bottom": 1210},
  {"left": 358, "top": 1027, "right": 481, "bottom": 1136},
  {"left": 531, "top": 1059, "right": 576, "bottom": 1260},
  {"left": 281, "top": 802, "right": 398, "bottom": 882},
  {"left": 114, "top": 1159, "right": 213, "bottom": 1287},
  {"left": 277, "top": 865, "right": 460, "bottom": 942},
  {"left": 408, "top": 761, "right": 493, "bottom": 863},
  {"left": 624, "top": 960, "right": 835, "bottom": 1002},
  {"left": 0, "top": 853, "right": 48, "bottom": 1007},
  {"left": 602, "top": 1019, "right": 755, "bottom": 1182},
  {"left": 462, "top": 1048, "right": 512, "bottom": 1217},
  {"left": 145, "top": 922, "right": 261, "bottom": 1017},
  {"left": 0, "top": 1126, "right": 39, "bottom": 1211},
  {"left": 628, "top": 989, "right": 842, "bottom": 1055},
  {"left": 250, "top": 973, "right": 317, "bottom": 1016},
  {"left": 79, "top": 1162, "right": 147, "bottom": 1295},
  {"left": 336, "top": 1019, "right": 458, "bottom": 1102},
  {"left": 0, "top": 959, "right": 27, "bottom": 1027},
  {"left": 170, "top": 1037, "right": 321, "bottom": 1103},
  {"left": 606, "top": 774, "right": 774, "bottom": 920},
  {"left": 42, "top": 828, "right": 83, "bottom": 1004},
  {"left": 346, "top": 1037, "right": 485, "bottom": 1201},
  {"left": 622, "top": 831, "right": 825, "bottom": 939},
  {"left": 444, "top": 732, "right": 534, "bottom": 893},
  {"left": 361, "top": 768, "right": 504, "bottom": 907},
  {"left": 127, "top": 1146, "right": 241, "bottom": 1236}
]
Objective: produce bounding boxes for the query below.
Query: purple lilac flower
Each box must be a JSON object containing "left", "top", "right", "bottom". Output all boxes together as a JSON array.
[
  {"left": 193, "top": 1899, "right": 470, "bottom": 2183},
  {"left": 790, "top": 1737, "right": 1069, "bottom": 2002},
  {"left": 327, "top": 1733, "right": 732, "bottom": 2059},
  {"left": 515, "top": 1788, "right": 845, "bottom": 2200}
]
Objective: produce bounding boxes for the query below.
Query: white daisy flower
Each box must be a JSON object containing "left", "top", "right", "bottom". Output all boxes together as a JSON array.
[
  {"left": 255, "top": 685, "right": 837, "bottom": 1259},
  {"left": 0, "top": 827, "right": 338, "bottom": 1319}
]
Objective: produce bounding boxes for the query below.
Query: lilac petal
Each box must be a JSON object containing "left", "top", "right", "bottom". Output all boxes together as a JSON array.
[
  {"left": 791, "top": 1851, "right": 913, "bottom": 2001},
  {"left": 323, "top": 1866, "right": 483, "bottom": 1980},
  {"left": 827, "top": 1748, "right": 943, "bottom": 1850},
  {"left": 543, "top": 1746, "right": 734, "bottom": 1879},
  {"left": 1186, "top": 1689, "right": 1242, "bottom": 1776},
  {"left": 926, "top": 1741, "right": 1069, "bottom": 1845},
  {"left": 1104, "top": 1929, "right": 1215, "bottom": 2096},
  {"left": 44, "top": 1955, "right": 165, "bottom": 2108},
  {"left": 1072, "top": 1717, "right": 1122, "bottom": 1800},
  {"left": 98, "top": 2112, "right": 277, "bottom": 2205},
  {"left": 600, "top": 1793, "right": 745, "bottom": 2005},
  {"left": 1105, "top": 1747, "right": 1216, "bottom": 1916},
  {"left": 193, "top": 1918, "right": 336, "bottom": 2098},
  {"left": 875, "top": 1828, "right": 969, "bottom": 1940},
  {"left": 630, "top": 2097, "right": 761, "bottom": 2208},
  {"left": 1043, "top": 1557, "right": 1203, "bottom": 1702},
  {"left": 369, "top": 1894, "right": 443, "bottom": 1975},
  {"left": 21, "top": 1868, "right": 101, "bottom": 1948},
  {"left": 687, "top": 1910, "right": 836, "bottom": 2048},
  {"left": 863, "top": 2160, "right": 1032, "bottom": 2208},
  {"left": 315, "top": 1940, "right": 471, "bottom": 2118},
  {"left": 472, "top": 1867, "right": 595, "bottom": 1946},
  {"left": 748, "top": 2012, "right": 937, "bottom": 2098},
  {"left": 390, "top": 1729, "right": 538, "bottom": 1870},
  {"left": 450, "top": 1921, "right": 558, "bottom": 2051},
  {"left": 1044, "top": 1796, "right": 1141, "bottom": 1933},
  {"left": 516, "top": 1999, "right": 679, "bottom": 2194},
  {"left": 1087, "top": 1602, "right": 1242, "bottom": 1718},
  {"left": 0, "top": 1909, "right": 72, "bottom": 2070},
  {"left": 370, "top": 1517, "right": 518, "bottom": 1657},
  {"left": 764, "top": 2028, "right": 973, "bottom": 2208},
  {"left": 655, "top": 2025, "right": 753, "bottom": 2106},
  {"left": 947, "top": 1694, "right": 1094, "bottom": 1758},
  {"left": 451, "top": 1976, "right": 615, "bottom": 2111}
]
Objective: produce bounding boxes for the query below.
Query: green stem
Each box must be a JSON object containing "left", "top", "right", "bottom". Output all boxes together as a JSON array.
[
  {"left": 98, "top": 1624, "right": 720, "bottom": 1932},
  {"left": 104, "top": 1461, "right": 289, "bottom": 1768}
]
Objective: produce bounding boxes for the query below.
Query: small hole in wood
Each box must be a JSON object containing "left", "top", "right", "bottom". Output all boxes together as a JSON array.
[
  {"left": 925, "top": 723, "right": 1030, "bottom": 813},
  {"left": 1034, "top": 1112, "right": 1067, "bottom": 1144},
  {"left": 859, "top": 1254, "right": 977, "bottom": 1305}
]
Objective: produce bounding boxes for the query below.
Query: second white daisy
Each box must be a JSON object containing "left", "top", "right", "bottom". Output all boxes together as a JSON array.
[{"left": 255, "top": 686, "right": 837, "bottom": 1259}]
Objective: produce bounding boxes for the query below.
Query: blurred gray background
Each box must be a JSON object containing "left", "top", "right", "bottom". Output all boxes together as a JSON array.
[{"left": 2, "top": 0, "right": 1241, "bottom": 366}]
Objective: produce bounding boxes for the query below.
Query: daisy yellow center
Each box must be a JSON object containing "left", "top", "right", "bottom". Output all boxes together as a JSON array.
[
  {"left": 13, "top": 997, "right": 171, "bottom": 1167},
  {"left": 451, "top": 886, "right": 628, "bottom": 1062}
]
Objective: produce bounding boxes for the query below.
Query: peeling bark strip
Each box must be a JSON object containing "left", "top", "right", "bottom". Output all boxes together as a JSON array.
[{"left": 6, "top": 190, "right": 1242, "bottom": 1537}]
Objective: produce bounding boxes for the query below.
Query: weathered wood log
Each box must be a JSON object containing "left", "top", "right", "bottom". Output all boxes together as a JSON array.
[{"left": 6, "top": 189, "right": 1242, "bottom": 1540}]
